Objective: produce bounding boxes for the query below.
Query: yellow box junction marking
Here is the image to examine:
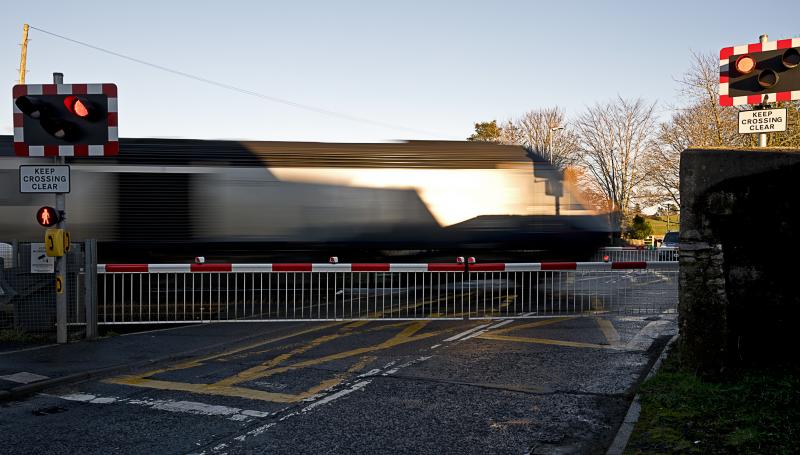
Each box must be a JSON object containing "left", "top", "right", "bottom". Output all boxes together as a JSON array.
[
  {"left": 107, "top": 321, "right": 445, "bottom": 403},
  {"left": 475, "top": 316, "right": 624, "bottom": 350}
]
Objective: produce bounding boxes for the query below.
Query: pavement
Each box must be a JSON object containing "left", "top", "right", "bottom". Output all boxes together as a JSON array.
[{"left": 0, "top": 315, "right": 677, "bottom": 454}]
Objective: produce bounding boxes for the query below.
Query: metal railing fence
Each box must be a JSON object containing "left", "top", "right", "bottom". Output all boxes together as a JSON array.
[
  {"left": 592, "top": 247, "right": 679, "bottom": 262},
  {"left": 96, "top": 262, "right": 678, "bottom": 324}
]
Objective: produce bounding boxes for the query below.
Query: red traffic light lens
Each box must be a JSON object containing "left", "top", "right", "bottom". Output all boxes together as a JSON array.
[
  {"left": 36, "top": 206, "right": 60, "bottom": 227},
  {"left": 63, "top": 96, "right": 91, "bottom": 118},
  {"left": 73, "top": 99, "right": 89, "bottom": 117},
  {"left": 735, "top": 55, "right": 756, "bottom": 75}
]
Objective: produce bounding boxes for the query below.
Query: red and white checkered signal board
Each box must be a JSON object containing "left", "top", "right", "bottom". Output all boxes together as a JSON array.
[{"left": 719, "top": 37, "right": 800, "bottom": 106}]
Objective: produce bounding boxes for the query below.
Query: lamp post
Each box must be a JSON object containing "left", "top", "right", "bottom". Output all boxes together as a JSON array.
[{"left": 547, "top": 126, "right": 564, "bottom": 163}]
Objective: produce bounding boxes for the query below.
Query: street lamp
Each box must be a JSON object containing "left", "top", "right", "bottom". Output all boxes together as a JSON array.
[{"left": 547, "top": 126, "right": 564, "bottom": 163}]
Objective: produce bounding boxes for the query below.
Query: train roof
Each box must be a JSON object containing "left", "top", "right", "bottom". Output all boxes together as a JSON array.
[{"left": 0, "top": 136, "right": 540, "bottom": 169}]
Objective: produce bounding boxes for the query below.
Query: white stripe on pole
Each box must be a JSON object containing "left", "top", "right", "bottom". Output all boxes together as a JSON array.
[
  {"left": 390, "top": 264, "right": 427, "bottom": 272},
  {"left": 232, "top": 264, "right": 273, "bottom": 273},
  {"left": 505, "top": 263, "right": 542, "bottom": 272},
  {"left": 312, "top": 264, "right": 352, "bottom": 272}
]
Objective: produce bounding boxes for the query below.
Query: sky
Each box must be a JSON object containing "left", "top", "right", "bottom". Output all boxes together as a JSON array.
[{"left": 1, "top": 0, "right": 799, "bottom": 143}]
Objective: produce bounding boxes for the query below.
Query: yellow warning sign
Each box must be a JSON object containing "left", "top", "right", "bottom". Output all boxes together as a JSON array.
[{"left": 55, "top": 275, "right": 63, "bottom": 294}]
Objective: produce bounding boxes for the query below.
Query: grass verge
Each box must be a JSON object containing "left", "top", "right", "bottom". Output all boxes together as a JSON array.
[
  {"left": 625, "top": 347, "right": 800, "bottom": 454},
  {"left": 644, "top": 216, "right": 680, "bottom": 237}
]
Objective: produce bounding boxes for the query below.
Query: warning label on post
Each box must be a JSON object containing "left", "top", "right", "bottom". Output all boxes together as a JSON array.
[
  {"left": 30, "top": 243, "right": 55, "bottom": 274},
  {"left": 738, "top": 108, "right": 787, "bottom": 134}
]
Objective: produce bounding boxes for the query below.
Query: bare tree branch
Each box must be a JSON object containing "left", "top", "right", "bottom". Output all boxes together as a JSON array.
[{"left": 574, "top": 97, "right": 658, "bottom": 218}]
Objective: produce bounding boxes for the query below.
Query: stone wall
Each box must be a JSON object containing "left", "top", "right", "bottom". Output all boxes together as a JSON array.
[{"left": 680, "top": 148, "right": 800, "bottom": 374}]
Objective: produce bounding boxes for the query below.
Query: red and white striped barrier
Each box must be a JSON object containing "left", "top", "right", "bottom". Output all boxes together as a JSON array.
[{"left": 98, "top": 261, "right": 675, "bottom": 274}]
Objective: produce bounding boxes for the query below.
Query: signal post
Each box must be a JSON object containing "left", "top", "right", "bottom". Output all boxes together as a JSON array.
[
  {"left": 13, "top": 74, "right": 118, "bottom": 343},
  {"left": 720, "top": 34, "right": 800, "bottom": 147}
]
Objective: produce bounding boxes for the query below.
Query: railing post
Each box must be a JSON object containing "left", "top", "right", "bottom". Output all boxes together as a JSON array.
[{"left": 84, "top": 239, "right": 98, "bottom": 340}]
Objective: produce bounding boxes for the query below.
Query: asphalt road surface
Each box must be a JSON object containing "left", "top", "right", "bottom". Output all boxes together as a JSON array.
[{"left": 0, "top": 313, "right": 675, "bottom": 455}]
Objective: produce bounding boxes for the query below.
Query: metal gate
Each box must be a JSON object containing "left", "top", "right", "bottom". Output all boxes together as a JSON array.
[{"left": 97, "top": 261, "right": 678, "bottom": 324}]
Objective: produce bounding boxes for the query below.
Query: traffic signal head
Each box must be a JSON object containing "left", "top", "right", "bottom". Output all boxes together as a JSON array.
[
  {"left": 720, "top": 38, "right": 800, "bottom": 106},
  {"left": 36, "top": 206, "right": 61, "bottom": 228},
  {"left": 12, "top": 83, "right": 118, "bottom": 156}
]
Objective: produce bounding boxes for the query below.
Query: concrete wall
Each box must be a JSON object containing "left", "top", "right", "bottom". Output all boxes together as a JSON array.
[{"left": 680, "top": 148, "right": 800, "bottom": 374}]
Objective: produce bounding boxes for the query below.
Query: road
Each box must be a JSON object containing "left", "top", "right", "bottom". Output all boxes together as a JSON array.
[{"left": 0, "top": 313, "right": 675, "bottom": 454}]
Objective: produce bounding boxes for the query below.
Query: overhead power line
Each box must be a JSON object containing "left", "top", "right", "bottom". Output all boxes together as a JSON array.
[{"left": 28, "top": 25, "right": 453, "bottom": 139}]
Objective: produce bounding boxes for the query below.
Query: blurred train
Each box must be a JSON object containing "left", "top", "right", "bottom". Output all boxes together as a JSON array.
[{"left": 0, "top": 136, "right": 615, "bottom": 262}]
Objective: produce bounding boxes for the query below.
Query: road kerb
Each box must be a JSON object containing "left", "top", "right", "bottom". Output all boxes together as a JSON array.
[{"left": 605, "top": 333, "right": 679, "bottom": 455}]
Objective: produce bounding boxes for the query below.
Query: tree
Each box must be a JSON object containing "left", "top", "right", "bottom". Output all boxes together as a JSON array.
[
  {"left": 508, "top": 108, "right": 580, "bottom": 171},
  {"left": 641, "top": 53, "right": 742, "bottom": 209},
  {"left": 467, "top": 120, "right": 503, "bottom": 142},
  {"left": 626, "top": 214, "right": 653, "bottom": 239},
  {"left": 574, "top": 97, "right": 658, "bottom": 219}
]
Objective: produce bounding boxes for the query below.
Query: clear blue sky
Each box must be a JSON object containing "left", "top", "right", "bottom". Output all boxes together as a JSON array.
[{"left": 1, "top": 0, "right": 798, "bottom": 142}]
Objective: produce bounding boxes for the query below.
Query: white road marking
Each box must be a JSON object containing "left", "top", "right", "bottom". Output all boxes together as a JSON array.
[
  {"left": 54, "top": 392, "right": 271, "bottom": 422},
  {"left": 487, "top": 319, "right": 514, "bottom": 330},
  {"left": 206, "top": 354, "right": 437, "bottom": 452},
  {"left": 430, "top": 344, "right": 442, "bottom": 350},
  {"left": 459, "top": 319, "right": 514, "bottom": 341},
  {"left": 443, "top": 323, "right": 489, "bottom": 342},
  {"left": 0, "top": 371, "right": 49, "bottom": 384},
  {"left": 300, "top": 380, "right": 372, "bottom": 412},
  {"left": 357, "top": 368, "right": 382, "bottom": 378}
]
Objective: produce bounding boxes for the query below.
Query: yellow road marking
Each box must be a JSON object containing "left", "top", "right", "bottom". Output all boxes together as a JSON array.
[
  {"left": 476, "top": 333, "right": 620, "bottom": 350},
  {"left": 156, "top": 322, "right": 344, "bottom": 374},
  {"left": 470, "top": 317, "right": 622, "bottom": 350},
  {"left": 595, "top": 318, "right": 621, "bottom": 346},
  {"left": 106, "top": 321, "right": 444, "bottom": 402},
  {"left": 219, "top": 321, "right": 416, "bottom": 362},
  {"left": 110, "top": 356, "right": 375, "bottom": 403}
]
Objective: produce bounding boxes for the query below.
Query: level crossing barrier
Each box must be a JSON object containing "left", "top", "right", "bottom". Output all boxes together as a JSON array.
[
  {"left": 592, "top": 247, "right": 679, "bottom": 262},
  {"left": 96, "top": 261, "right": 678, "bottom": 324}
]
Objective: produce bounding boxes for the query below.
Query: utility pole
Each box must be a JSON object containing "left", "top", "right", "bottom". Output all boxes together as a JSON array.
[
  {"left": 53, "top": 71, "right": 68, "bottom": 344},
  {"left": 18, "top": 24, "right": 29, "bottom": 84},
  {"left": 758, "top": 33, "right": 769, "bottom": 148}
]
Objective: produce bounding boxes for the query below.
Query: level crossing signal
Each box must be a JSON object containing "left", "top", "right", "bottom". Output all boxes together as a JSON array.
[
  {"left": 36, "top": 206, "right": 60, "bottom": 227},
  {"left": 720, "top": 38, "right": 800, "bottom": 106},
  {"left": 12, "top": 83, "right": 118, "bottom": 156}
]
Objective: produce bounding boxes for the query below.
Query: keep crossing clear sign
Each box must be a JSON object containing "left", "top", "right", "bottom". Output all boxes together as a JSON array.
[
  {"left": 738, "top": 108, "right": 787, "bottom": 134},
  {"left": 19, "top": 165, "right": 70, "bottom": 193}
]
